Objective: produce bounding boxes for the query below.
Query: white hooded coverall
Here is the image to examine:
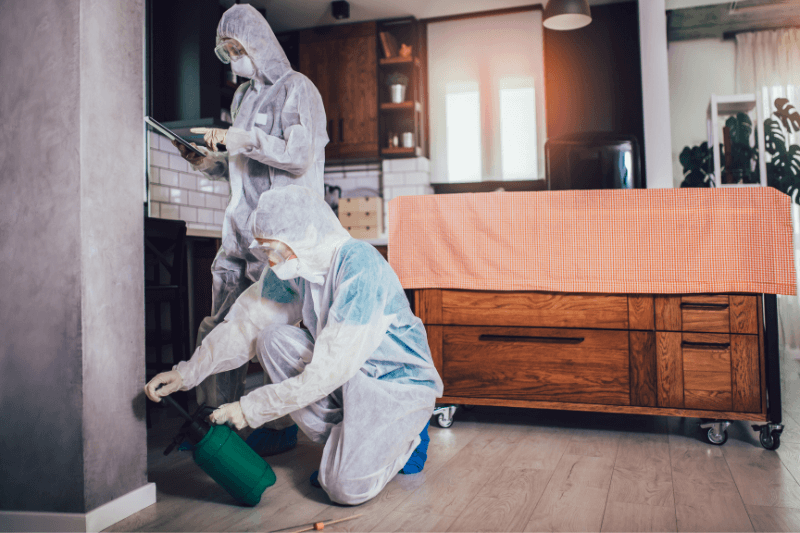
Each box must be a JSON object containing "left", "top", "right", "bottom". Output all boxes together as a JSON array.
[
  {"left": 191, "top": 4, "right": 329, "bottom": 410},
  {"left": 174, "top": 186, "right": 443, "bottom": 505}
]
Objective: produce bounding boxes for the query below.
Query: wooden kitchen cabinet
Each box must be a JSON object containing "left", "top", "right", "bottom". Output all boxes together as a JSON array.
[
  {"left": 415, "top": 289, "right": 776, "bottom": 445},
  {"left": 299, "top": 22, "right": 379, "bottom": 161}
]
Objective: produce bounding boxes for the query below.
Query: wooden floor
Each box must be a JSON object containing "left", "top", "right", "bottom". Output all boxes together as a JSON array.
[{"left": 107, "top": 405, "right": 800, "bottom": 532}]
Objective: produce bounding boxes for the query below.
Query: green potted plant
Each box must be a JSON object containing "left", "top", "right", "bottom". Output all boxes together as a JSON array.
[{"left": 681, "top": 97, "right": 800, "bottom": 205}]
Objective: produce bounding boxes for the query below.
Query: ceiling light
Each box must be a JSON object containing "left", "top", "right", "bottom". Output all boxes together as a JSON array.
[{"left": 543, "top": 0, "right": 592, "bottom": 31}]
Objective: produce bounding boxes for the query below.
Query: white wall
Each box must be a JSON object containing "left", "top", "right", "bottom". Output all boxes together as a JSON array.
[{"left": 667, "top": 38, "right": 736, "bottom": 187}]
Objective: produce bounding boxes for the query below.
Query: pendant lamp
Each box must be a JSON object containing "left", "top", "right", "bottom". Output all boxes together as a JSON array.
[{"left": 543, "top": 0, "right": 592, "bottom": 30}]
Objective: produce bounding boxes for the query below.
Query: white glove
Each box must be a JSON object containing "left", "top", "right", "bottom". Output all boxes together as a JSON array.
[
  {"left": 144, "top": 370, "right": 183, "bottom": 402},
  {"left": 191, "top": 127, "right": 228, "bottom": 152},
  {"left": 209, "top": 401, "right": 249, "bottom": 430}
]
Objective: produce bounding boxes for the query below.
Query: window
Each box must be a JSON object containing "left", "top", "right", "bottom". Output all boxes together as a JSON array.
[{"left": 428, "top": 10, "right": 546, "bottom": 183}]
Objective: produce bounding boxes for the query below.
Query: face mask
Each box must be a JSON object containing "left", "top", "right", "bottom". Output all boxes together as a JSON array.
[
  {"left": 271, "top": 258, "right": 301, "bottom": 280},
  {"left": 231, "top": 56, "right": 255, "bottom": 78}
]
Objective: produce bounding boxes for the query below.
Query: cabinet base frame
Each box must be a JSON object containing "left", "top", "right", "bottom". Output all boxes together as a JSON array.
[{"left": 435, "top": 396, "right": 768, "bottom": 422}]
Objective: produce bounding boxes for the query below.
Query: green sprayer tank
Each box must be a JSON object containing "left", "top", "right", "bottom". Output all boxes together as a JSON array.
[{"left": 160, "top": 395, "right": 276, "bottom": 506}]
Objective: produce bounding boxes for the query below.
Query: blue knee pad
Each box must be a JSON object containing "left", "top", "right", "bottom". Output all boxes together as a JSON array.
[
  {"left": 400, "top": 421, "right": 430, "bottom": 475},
  {"left": 246, "top": 424, "right": 299, "bottom": 456}
]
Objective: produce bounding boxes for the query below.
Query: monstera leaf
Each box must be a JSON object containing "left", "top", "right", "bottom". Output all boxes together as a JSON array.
[
  {"left": 726, "top": 112, "right": 753, "bottom": 145},
  {"left": 765, "top": 116, "right": 800, "bottom": 201},
  {"left": 774, "top": 98, "right": 800, "bottom": 133},
  {"left": 679, "top": 142, "right": 714, "bottom": 188}
]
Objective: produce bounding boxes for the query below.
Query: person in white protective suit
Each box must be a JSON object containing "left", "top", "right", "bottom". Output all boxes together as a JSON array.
[
  {"left": 171, "top": 4, "right": 329, "bottom": 433},
  {"left": 145, "top": 185, "right": 443, "bottom": 505}
]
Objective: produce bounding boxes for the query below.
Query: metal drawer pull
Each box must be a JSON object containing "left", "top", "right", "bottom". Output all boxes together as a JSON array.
[
  {"left": 681, "top": 341, "right": 730, "bottom": 350},
  {"left": 680, "top": 303, "right": 729, "bottom": 310},
  {"left": 479, "top": 334, "right": 584, "bottom": 344}
]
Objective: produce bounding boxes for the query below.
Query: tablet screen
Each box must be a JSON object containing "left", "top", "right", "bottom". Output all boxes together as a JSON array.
[{"left": 145, "top": 116, "right": 205, "bottom": 157}]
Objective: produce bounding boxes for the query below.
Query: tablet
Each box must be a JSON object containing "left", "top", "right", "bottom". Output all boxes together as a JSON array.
[{"left": 145, "top": 116, "right": 205, "bottom": 157}]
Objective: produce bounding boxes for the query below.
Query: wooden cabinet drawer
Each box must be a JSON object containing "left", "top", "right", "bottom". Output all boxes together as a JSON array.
[
  {"left": 655, "top": 295, "right": 759, "bottom": 334},
  {"left": 656, "top": 332, "right": 760, "bottom": 412},
  {"left": 422, "top": 290, "right": 630, "bottom": 329},
  {"left": 441, "top": 326, "right": 630, "bottom": 405}
]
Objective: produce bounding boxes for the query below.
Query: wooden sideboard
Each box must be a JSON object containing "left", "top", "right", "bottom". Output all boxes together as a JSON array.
[{"left": 414, "top": 289, "right": 784, "bottom": 448}]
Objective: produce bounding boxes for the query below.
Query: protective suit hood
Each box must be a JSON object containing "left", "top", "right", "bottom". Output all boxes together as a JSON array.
[
  {"left": 251, "top": 186, "right": 352, "bottom": 284},
  {"left": 217, "top": 4, "right": 291, "bottom": 85}
]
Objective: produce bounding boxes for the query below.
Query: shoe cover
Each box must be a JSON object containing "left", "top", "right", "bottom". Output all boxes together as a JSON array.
[{"left": 400, "top": 422, "right": 430, "bottom": 474}]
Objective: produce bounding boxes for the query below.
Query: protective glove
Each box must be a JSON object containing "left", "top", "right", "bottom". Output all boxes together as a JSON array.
[
  {"left": 144, "top": 370, "right": 183, "bottom": 402},
  {"left": 209, "top": 401, "right": 249, "bottom": 430},
  {"left": 172, "top": 140, "right": 206, "bottom": 166},
  {"left": 191, "top": 127, "right": 229, "bottom": 152}
]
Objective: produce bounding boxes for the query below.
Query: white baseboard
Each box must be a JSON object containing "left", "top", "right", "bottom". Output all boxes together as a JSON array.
[{"left": 0, "top": 482, "right": 156, "bottom": 533}]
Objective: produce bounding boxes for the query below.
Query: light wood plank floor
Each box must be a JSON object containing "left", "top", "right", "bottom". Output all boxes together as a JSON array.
[{"left": 107, "top": 406, "right": 800, "bottom": 532}]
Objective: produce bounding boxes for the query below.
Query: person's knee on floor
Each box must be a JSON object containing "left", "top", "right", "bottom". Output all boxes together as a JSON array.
[{"left": 400, "top": 421, "right": 430, "bottom": 475}]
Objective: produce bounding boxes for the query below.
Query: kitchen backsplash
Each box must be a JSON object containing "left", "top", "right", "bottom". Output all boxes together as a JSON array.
[
  {"left": 148, "top": 132, "right": 432, "bottom": 237},
  {"left": 148, "top": 132, "right": 228, "bottom": 233}
]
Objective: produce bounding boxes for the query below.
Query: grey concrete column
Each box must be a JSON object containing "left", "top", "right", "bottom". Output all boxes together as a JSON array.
[{"left": 0, "top": 0, "right": 149, "bottom": 528}]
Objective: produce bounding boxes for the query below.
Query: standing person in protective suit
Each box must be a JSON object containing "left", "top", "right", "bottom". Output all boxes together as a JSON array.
[
  {"left": 171, "top": 4, "right": 328, "bottom": 452},
  {"left": 145, "top": 185, "right": 443, "bottom": 505}
]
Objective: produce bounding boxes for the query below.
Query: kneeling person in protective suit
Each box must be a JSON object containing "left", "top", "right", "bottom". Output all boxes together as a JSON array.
[{"left": 146, "top": 185, "right": 443, "bottom": 505}]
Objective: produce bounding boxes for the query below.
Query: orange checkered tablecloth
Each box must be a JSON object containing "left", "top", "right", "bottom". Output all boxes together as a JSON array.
[{"left": 387, "top": 187, "right": 797, "bottom": 295}]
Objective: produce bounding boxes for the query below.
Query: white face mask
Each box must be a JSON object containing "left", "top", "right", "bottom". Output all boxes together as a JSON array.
[
  {"left": 271, "top": 257, "right": 301, "bottom": 280},
  {"left": 231, "top": 56, "right": 255, "bottom": 78}
]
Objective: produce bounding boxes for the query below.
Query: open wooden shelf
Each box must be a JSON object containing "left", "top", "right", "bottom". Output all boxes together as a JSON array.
[
  {"left": 381, "top": 101, "right": 422, "bottom": 112},
  {"left": 380, "top": 56, "right": 422, "bottom": 67},
  {"left": 381, "top": 146, "right": 422, "bottom": 156}
]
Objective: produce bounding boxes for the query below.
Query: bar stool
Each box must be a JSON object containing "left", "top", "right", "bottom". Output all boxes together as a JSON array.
[{"left": 144, "top": 217, "right": 189, "bottom": 425}]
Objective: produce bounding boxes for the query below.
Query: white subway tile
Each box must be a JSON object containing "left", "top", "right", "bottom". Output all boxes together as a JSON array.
[
  {"left": 150, "top": 150, "right": 170, "bottom": 168},
  {"left": 198, "top": 177, "right": 215, "bottom": 193},
  {"left": 325, "top": 165, "right": 345, "bottom": 172},
  {"left": 169, "top": 188, "right": 186, "bottom": 204},
  {"left": 324, "top": 171, "right": 345, "bottom": 180},
  {"left": 394, "top": 185, "right": 419, "bottom": 197},
  {"left": 148, "top": 166, "right": 160, "bottom": 184},
  {"left": 179, "top": 173, "right": 197, "bottom": 190},
  {"left": 416, "top": 157, "right": 430, "bottom": 172},
  {"left": 355, "top": 177, "right": 380, "bottom": 190},
  {"left": 404, "top": 171, "right": 430, "bottom": 185},
  {"left": 169, "top": 155, "right": 189, "bottom": 172},
  {"left": 187, "top": 222, "right": 203, "bottom": 230},
  {"left": 159, "top": 135, "right": 180, "bottom": 154},
  {"left": 160, "top": 169, "right": 179, "bottom": 187},
  {"left": 188, "top": 191, "right": 205, "bottom": 207},
  {"left": 197, "top": 208, "right": 215, "bottom": 224},
  {"left": 343, "top": 163, "right": 368, "bottom": 171},
  {"left": 149, "top": 202, "right": 160, "bottom": 218},
  {"left": 214, "top": 211, "right": 225, "bottom": 225},
  {"left": 422, "top": 185, "right": 434, "bottom": 195},
  {"left": 382, "top": 160, "right": 393, "bottom": 173},
  {"left": 180, "top": 206, "right": 197, "bottom": 222},
  {"left": 387, "top": 158, "right": 417, "bottom": 173},
  {"left": 344, "top": 170, "right": 371, "bottom": 179},
  {"left": 214, "top": 181, "right": 230, "bottom": 196},
  {"left": 149, "top": 132, "right": 160, "bottom": 147},
  {"left": 161, "top": 204, "right": 180, "bottom": 220},
  {"left": 382, "top": 172, "right": 404, "bottom": 187},
  {"left": 150, "top": 185, "right": 169, "bottom": 203}
]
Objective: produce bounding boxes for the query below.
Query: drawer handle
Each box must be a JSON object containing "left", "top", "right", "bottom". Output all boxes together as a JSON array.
[
  {"left": 680, "top": 303, "right": 729, "bottom": 310},
  {"left": 681, "top": 341, "right": 731, "bottom": 350},
  {"left": 478, "top": 334, "right": 584, "bottom": 345}
]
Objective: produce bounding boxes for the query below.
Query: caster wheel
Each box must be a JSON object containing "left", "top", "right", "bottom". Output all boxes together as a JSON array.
[
  {"left": 707, "top": 427, "right": 728, "bottom": 445},
  {"left": 461, "top": 404, "right": 476, "bottom": 411},
  {"left": 760, "top": 428, "right": 781, "bottom": 450},
  {"left": 436, "top": 414, "right": 454, "bottom": 428}
]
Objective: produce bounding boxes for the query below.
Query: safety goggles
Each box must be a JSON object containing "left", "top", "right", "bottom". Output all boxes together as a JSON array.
[
  {"left": 249, "top": 239, "right": 294, "bottom": 265},
  {"left": 214, "top": 39, "right": 247, "bottom": 64}
]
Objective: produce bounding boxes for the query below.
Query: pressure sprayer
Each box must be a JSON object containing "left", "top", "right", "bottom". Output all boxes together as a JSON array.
[{"left": 158, "top": 393, "right": 276, "bottom": 506}]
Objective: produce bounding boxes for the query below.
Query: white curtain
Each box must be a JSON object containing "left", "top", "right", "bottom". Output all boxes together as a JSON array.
[
  {"left": 736, "top": 28, "right": 800, "bottom": 146},
  {"left": 737, "top": 28, "right": 800, "bottom": 414}
]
